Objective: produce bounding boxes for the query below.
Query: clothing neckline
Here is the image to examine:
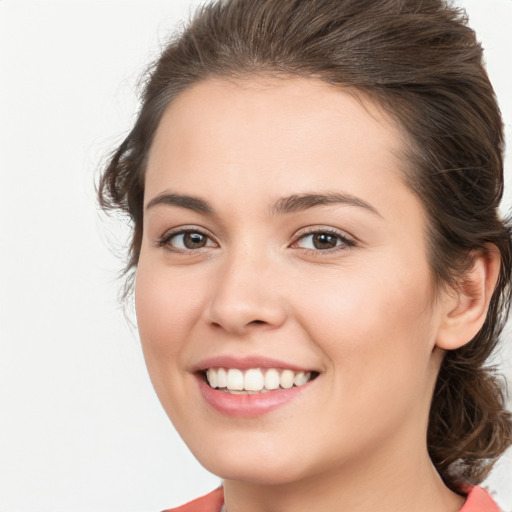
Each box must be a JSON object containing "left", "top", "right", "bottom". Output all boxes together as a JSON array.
[{"left": 163, "top": 484, "right": 500, "bottom": 512}]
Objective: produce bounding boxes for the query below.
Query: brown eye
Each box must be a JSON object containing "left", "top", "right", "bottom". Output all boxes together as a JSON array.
[
  {"left": 311, "top": 233, "right": 338, "bottom": 250},
  {"left": 161, "top": 230, "right": 216, "bottom": 251},
  {"left": 183, "top": 232, "right": 208, "bottom": 249},
  {"left": 294, "top": 230, "right": 354, "bottom": 252}
]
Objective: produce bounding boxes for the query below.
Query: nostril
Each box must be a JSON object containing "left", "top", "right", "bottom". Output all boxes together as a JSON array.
[{"left": 249, "top": 320, "right": 266, "bottom": 325}]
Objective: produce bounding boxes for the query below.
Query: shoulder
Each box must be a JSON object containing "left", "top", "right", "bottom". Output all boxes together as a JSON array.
[
  {"left": 162, "top": 487, "right": 224, "bottom": 512},
  {"left": 459, "top": 485, "right": 501, "bottom": 512}
]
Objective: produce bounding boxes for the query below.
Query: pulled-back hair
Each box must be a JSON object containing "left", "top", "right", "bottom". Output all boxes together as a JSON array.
[{"left": 98, "top": 0, "right": 512, "bottom": 491}]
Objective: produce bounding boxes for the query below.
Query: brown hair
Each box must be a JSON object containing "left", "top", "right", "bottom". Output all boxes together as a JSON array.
[{"left": 98, "top": 0, "right": 512, "bottom": 491}]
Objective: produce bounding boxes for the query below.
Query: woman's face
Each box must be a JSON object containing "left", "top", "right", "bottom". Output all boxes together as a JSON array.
[{"left": 136, "top": 77, "right": 448, "bottom": 485}]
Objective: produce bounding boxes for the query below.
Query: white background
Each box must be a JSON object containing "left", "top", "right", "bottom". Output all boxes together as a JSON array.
[{"left": 0, "top": 1, "right": 511, "bottom": 511}]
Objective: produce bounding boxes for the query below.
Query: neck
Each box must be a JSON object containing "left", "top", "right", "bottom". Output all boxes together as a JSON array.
[{"left": 222, "top": 439, "right": 464, "bottom": 512}]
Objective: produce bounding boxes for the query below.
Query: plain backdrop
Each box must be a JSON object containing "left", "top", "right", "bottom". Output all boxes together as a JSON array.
[{"left": 0, "top": 1, "right": 511, "bottom": 511}]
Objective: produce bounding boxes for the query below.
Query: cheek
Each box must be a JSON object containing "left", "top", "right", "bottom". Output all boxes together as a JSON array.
[
  {"left": 136, "top": 261, "right": 198, "bottom": 338},
  {"left": 134, "top": 262, "right": 207, "bottom": 379},
  {"left": 134, "top": 261, "right": 213, "bottom": 425},
  {"left": 294, "top": 260, "right": 437, "bottom": 399}
]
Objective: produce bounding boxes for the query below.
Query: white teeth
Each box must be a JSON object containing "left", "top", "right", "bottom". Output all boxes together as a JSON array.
[
  {"left": 244, "top": 369, "right": 264, "bottom": 391},
  {"left": 205, "top": 367, "right": 314, "bottom": 393},
  {"left": 206, "top": 368, "right": 217, "bottom": 388},
  {"left": 264, "top": 368, "right": 280, "bottom": 390},
  {"left": 226, "top": 368, "right": 244, "bottom": 390},
  {"left": 294, "top": 371, "right": 308, "bottom": 387},
  {"left": 216, "top": 367, "right": 227, "bottom": 388},
  {"left": 280, "top": 369, "right": 295, "bottom": 389}
]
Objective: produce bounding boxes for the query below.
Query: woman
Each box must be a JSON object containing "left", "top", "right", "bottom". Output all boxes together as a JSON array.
[{"left": 98, "top": 0, "right": 512, "bottom": 510}]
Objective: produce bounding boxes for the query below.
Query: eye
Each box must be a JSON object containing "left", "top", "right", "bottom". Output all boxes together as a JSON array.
[
  {"left": 293, "top": 229, "right": 354, "bottom": 251},
  {"left": 158, "top": 229, "right": 217, "bottom": 251}
]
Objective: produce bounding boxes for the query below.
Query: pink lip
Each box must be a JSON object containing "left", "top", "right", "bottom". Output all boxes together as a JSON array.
[
  {"left": 196, "top": 375, "right": 313, "bottom": 417},
  {"left": 192, "top": 355, "right": 312, "bottom": 372}
]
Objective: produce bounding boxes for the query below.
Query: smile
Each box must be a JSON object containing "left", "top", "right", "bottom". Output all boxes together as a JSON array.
[{"left": 205, "top": 367, "right": 315, "bottom": 394}]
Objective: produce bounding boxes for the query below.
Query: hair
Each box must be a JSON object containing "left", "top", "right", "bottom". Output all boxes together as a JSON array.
[{"left": 98, "top": 0, "right": 512, "bottom": 493}]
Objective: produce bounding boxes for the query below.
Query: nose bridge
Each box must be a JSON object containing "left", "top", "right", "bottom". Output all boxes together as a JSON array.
[{"left": 205, "top": 241, "right": 287, "bottom": 334}]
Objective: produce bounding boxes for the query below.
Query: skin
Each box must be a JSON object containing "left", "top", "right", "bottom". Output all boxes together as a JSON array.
[{"left": 136, "top": 77, "right": 499, "bottom": 512}]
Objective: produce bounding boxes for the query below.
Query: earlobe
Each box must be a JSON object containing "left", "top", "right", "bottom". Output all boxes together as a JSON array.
[{"left": 435, "top": 244, "right": 501, "bottom": 351}]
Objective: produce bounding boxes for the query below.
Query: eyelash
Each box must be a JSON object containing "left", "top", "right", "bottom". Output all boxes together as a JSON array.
[
  {"left": 157, "top": 227, "right": 217, "bottom": 254},
  {"left": 292, "top": 228, "right": 355, "bottom": 254},
  {"left": 157, "top": 227, "right": 355, "bottom": 255}
]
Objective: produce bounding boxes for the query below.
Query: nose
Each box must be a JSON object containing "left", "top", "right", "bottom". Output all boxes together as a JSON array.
[{"left": 204, "top": 250, "right": 288, "bottom": 336}]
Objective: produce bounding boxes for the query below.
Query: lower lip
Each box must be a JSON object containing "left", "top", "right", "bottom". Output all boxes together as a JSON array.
[{"left": 197, "top": 376, "right": 311, "bottom": 417}]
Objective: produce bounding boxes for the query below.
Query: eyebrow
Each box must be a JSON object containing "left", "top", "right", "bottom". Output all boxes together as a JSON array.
[
  {"left": 271, "top": 192, "right": 381, "bottom": 217},
  {"left": 145, "top": 191, "right": 381, "bottom": 217},
  {"left": 146, "top": 193, "right": 214, "bottom": 214}
]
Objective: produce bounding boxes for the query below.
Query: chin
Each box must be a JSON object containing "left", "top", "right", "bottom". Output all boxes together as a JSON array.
[
  {"left": 191, "top": 440, "right": 313, "bottom": 485},
  {"left": 207, "top": 460, "right": 308, "bottom": 486}
]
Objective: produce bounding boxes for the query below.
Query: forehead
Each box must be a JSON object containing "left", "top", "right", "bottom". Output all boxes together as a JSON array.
[{"left": 145, "top": 76, "right": 411, "bottom": 213}]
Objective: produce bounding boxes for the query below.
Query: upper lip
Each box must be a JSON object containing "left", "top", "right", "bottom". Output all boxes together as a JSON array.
[{"left": 192, "top": 355, "right": 316, "bottom": 373}]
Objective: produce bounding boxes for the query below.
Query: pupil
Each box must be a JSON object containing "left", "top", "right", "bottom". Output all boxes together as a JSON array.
[
  {"left": 184, "top": 232, "right": 206, "bottom": 249},
  {"left": 313, "top": 233, "right": 337, "bottom": 249}
]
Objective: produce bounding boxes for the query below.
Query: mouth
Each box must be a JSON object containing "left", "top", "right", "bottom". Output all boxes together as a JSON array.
[{"left": 202, "top": 367, "right": 319, "bottom": 394}]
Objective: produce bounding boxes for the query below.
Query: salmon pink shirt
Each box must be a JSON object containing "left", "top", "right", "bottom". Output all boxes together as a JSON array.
[{"left": 163, "top": 485, "right": 500, "bottom": 512}]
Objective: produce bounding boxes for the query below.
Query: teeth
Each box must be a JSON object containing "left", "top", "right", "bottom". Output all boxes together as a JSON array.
[
  {"left": 206, "top": 368, "right": 217, "bottom": 388},
  {"left": 294, "top": 371, "right": 308, "bottom": 387},
  {"left": 280, "top": 369, "right": 294, "bottom": 389},
  {"left": 226, "top": 369, "right": 244, "bottom": 391},
  {"left": 216, "top": 367, "right": 227, "bottom": 388},
  {"left": 244, "top": 368, "right": 264, "bottom": 391},
  {"left": 205, "top": 367, "right": 313, "bottom": 393},
  {"left": 264, "top": 368, "right": 280, "bottom": 390}
]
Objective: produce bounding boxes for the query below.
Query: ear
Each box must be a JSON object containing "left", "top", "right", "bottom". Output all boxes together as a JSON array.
[{"left": 435, "top": 244, "right": 501, "bottom": 350}]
